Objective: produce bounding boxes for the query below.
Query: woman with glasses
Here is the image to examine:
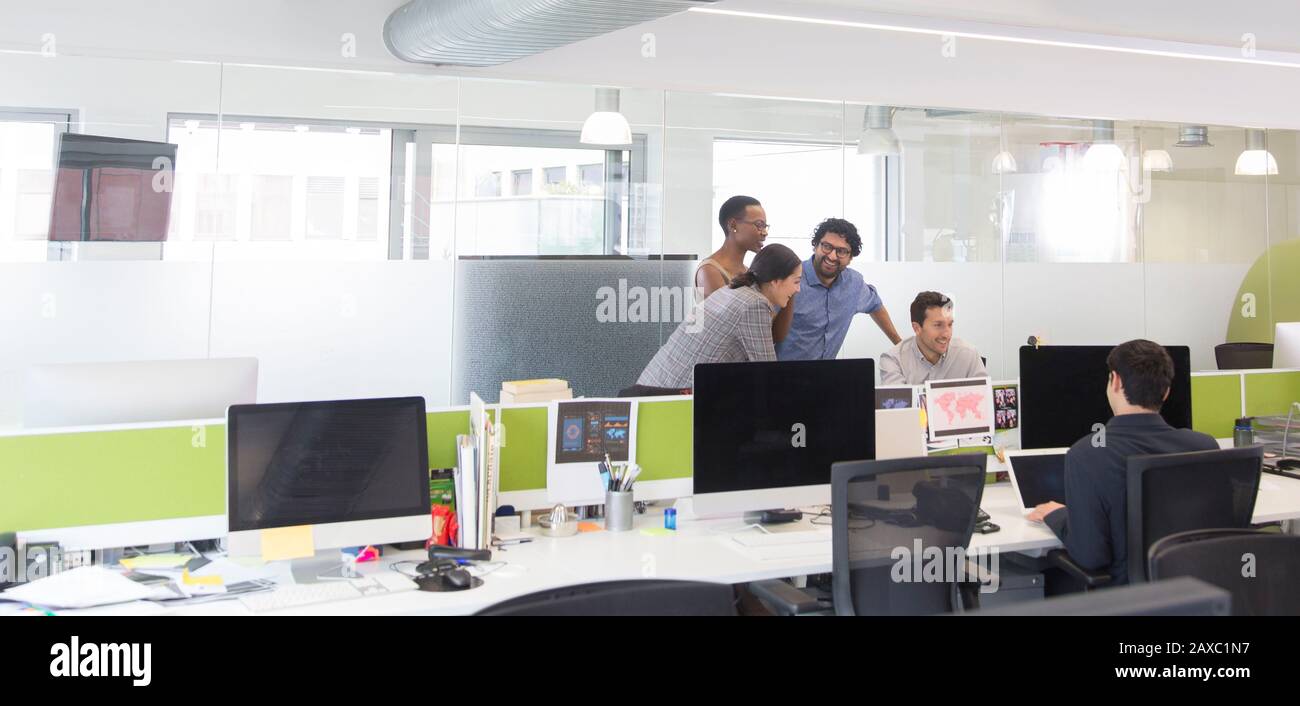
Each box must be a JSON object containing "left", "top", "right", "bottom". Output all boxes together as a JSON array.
[
  {"left": 696, "top": 195, "right": 769, "bottom": 301},
  {"left": 637, "top": 243, "right": 803, "bottom": 390}
]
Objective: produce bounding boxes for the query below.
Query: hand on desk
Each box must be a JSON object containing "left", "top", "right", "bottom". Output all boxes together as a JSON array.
[{"left": 1027, "top": 501, "right": 1065, "bottom": 523}]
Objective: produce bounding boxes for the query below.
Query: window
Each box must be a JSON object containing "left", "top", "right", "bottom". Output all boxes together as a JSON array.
[
  {"left": 712, "top": 138, "right": 883, "bottom": 259},
  {"left": 166, "top": 117, "right": 646, "bottom": 259},
  {"left": 0, "top": 110, "right": 73, "bottom": 247},
  {"left": 511, "top": 169, "right": 533, "bottom": 196},
  {"left": 167, "top": 116, "right": 392, "bottom": 258},
  {"left": 543, "top": 166, "right": 567, "bottom": 188},
  {"left": 251, "top": 175, "right": 292, "bottom": 241},
  {"left": 305, "top": 176, "right": 344, "bottom": 239},
  {"left": 357, "top": 177, "right": 379, "bottom": 241},
  {"left": 579, "top": 163, "right": 603, "bottom": 192}
]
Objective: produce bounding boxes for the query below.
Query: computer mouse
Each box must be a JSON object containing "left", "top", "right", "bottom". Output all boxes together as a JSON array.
[{"left": 443, "top": 568, "right": 472, "bottom": 589}]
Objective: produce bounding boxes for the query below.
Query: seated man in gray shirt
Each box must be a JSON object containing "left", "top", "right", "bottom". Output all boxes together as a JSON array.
[{"left": 879, "top": 291, "right": 987, "bottom": 385}]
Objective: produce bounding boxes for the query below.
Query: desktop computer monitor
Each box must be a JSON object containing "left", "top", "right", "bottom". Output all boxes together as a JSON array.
[
  {"left": 226, "top": 397, "right": 432, "bottom": 559},
  {"left": 1019, "top": 345, "right": 1192, "bottom": 449},
  {"left": 23, "top": 357, "right": 258, "bottom": 428},
  {"left": 692, "top": 359, "right": 875, "bottom": 517},
  {"left": 1275, "top": 322, "right": 1300, "bottom": 369}
]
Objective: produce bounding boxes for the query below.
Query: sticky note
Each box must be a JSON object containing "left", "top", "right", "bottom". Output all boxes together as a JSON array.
[
  {"left": 120, "top": 553, "right": 192, "bottom": 570},
  {"left": 577, "top": 522, "right": 603, "bottom": 533},
  {"left": 639, "top": 527, "right": 673, "bottom": 537},
  {"left": 181, "top": 569, "right": 222, "bottom": 586},
  {"left": 260, "top": 525, "right": 315, "bottom": 562}
]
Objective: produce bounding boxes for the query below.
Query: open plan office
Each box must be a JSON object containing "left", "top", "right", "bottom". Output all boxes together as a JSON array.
[{"left": 3, "top": 0, "right": 1300, "bottom": 630}]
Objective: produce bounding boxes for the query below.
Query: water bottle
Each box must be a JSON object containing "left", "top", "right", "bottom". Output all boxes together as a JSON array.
[{"left": 1233, "top": 417, "right": 1255, "bottom": 448}]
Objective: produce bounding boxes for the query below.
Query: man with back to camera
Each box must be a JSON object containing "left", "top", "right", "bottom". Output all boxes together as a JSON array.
[
  {"left": 1027, "top": 339, "right": 1218, "bottom": 587},
  {"left": 773, "top": 217, "right": 903, "bottom": 360},
  {"left": 878, "top": 291, "right": 986, "bottom": 385}
]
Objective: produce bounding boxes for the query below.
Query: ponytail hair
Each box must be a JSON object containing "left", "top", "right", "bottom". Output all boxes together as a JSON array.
[{"left": 728, "top": 243, "right": 801, "bottom": 289}]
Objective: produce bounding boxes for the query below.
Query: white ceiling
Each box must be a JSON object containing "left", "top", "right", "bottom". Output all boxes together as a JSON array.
[{"left": 6, "top": 0, "right": 1300, "bottom": 127}]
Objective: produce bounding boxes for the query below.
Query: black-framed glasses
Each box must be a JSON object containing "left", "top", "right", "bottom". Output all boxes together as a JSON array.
[{"left": 817, "top": 241, "right": 852, "bottom": 259}]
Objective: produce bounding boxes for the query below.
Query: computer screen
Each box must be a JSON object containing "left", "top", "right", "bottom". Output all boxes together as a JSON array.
[
  {"left": 227, "top": 397, "right": 430, "bottom": 532},
  {"left": 1006, "top": 451, "right": 1067, "bottom": 508},
  {"left": 1275, "top": 322, "right": 1300, "bottom": 368},
  {"left": 693, "top": 359, "right": 875, "bottom": 496},
  {"left": 1019, "top": 345, "right": 1192, "bottom": 449}
]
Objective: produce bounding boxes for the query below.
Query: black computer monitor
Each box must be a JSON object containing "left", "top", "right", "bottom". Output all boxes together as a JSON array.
[
  {"left": 226, "top": 397, "right": 431, "bottom": 557},
  {"left": 692, "top": 359, "right": 875, "bottom": 516},
  {"left": 1019, "top": 345, "right": 1193, "bottom": 450}
]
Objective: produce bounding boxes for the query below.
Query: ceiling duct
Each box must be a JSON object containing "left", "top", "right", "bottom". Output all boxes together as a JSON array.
[{"left": 384, "top": 0, "right": 719, "bottom": 67}]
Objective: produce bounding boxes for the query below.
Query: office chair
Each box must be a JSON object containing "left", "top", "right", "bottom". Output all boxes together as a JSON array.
[
  {"left": 1214, "top": 342, "right": 1273, "bottom": 370},
  {"left": 1047, "top": 447, "right": 1263, "bottom": 589},
  {"left": 1148, "top": 529, "right": 1300, "bottom": 616},
  {"left": 473, "top": 579, "right": 738, "bottom": 616},
  {"left": 974, "top": 576, "right": 1231, "bottom": 616},
  {"left": 749, "top": 454, "right": 988, "bottom": 616}
]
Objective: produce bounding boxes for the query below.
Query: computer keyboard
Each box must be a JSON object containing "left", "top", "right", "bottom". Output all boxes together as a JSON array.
[
  {"left": 238, "top": 573, "right": 417, "bottom": 613},
  {"left": 731, "top": 530, "right": 830, "bottom": 548},
  {"left": 240, "top": 581, "right": 363, "bottom": 613}
]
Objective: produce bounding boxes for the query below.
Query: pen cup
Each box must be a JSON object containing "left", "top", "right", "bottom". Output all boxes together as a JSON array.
[{"left": 605, "top": 490, "right": 634, "bottom": 532}]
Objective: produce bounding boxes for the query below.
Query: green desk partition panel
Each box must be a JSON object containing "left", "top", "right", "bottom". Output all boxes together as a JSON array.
[
  {"left": 1244, "top": 371, "right": 1300, "bottom": 417},
  {"left": 1191, "top": 375, "right": 1243, "bottom": 439},
  {"left": 427, "top": 410, "right": 470, "bottom": 470},
  {"left": 636, "top": 399, "right": 692, "bottom": 480},
  {"left": 497, "top": 407, "right": 547, "bottom": 492},
  {"left": 0, "top": 424, "right": 225, "bottom": 533}
]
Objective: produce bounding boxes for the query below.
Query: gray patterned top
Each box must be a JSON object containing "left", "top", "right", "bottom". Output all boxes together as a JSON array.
[{"left": 637, "top": 285, "right": 777, "bottom": 389}]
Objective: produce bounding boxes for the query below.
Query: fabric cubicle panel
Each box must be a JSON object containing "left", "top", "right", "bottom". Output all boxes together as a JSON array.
[{"left": 451, "top": 256, "right": 696, "bottom": 403}]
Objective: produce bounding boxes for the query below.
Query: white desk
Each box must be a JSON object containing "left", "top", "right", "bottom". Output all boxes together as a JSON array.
[{"left": 82, "top": 473, "right": 1296, "bottom": 616}]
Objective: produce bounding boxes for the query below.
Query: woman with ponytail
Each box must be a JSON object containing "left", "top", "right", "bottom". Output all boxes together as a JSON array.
[{"left": 636, "top": 243, "right": 803, "bottom": 390}]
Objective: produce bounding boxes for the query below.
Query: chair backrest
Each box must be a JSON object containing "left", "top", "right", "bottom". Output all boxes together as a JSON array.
[
  {"left": 1126, "top": 447, "right": 1263, "bottom": 583},
  {"left": 473, "top": 579, "right": 737, "bottom": 616},
  {"left": 1214, "top": 342, "right": 1273, "bottom": 370},
  {"left": 1148, "top": 529, "right": 1300, "bottom": 616},
  {"left": 830, "top": 454, "right": 987, "bottom": 616},
  {"left": 975, "top": 576, "right": 1230, "bottom": 616}
]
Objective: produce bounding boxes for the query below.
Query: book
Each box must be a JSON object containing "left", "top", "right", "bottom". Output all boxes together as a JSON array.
[
  {"left": 500, "top": 388, "right": 572, "bottom": 404},
  {"left": 501, "top": 378, "right": 570, "bottom": 395}
]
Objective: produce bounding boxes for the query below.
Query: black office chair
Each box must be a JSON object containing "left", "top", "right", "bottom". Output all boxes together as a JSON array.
[
  {"left": 750, "top": 454, "right": 988, "bottom": 616},
  {"left": 1215, "top": 342, "right": 1273, "bottom": 370},
  {"left": 975, "top": 576, "right": 1231, "bottom": 616},
  {"left": 473, "top": 579, "right": 738, "bottom": 616},
  {"left": 1148, "top": 529, "right": 1300, "bottom": 616},
  {"left": 1048, "top": 447, "right": 1263, "bottom": 589}
]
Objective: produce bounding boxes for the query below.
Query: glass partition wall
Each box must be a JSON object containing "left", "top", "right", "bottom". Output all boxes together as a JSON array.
[{"left": 0, "top": 45, "right": 1294, "bottom": 426}]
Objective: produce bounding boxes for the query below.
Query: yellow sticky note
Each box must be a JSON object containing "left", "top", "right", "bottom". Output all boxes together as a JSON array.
[
  {"left": 181, "top": 569, "right": 222, "bottom": 586},
  {"left": 260, "top": 525, "right": 315, "bottom": 562},
  {"left": 640, "top": 527, "right": 673, "bottom": 537}
]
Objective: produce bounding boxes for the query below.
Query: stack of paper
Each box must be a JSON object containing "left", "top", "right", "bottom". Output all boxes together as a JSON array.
[
  {"left": 500, "top": 378, "right": 572, "bottom": 404},
  {"left": 0, "top": 566, "right": 156, "bottom": 609}
]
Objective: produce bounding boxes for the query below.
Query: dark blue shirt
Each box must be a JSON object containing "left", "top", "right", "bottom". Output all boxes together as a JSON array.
[
  {"left": 775, "top": 257, "right": 882, "bottom": 361},
  {"left": 1044, "top": 413, "right": 1218, "bottom": 585}
]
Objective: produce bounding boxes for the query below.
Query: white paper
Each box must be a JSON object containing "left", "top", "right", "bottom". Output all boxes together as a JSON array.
[
  {"left": 924, "top": 377, "right": 995, "bottom": 442},
  {"left": 0, "top": 566, "right": 154, "bottom": 609}
]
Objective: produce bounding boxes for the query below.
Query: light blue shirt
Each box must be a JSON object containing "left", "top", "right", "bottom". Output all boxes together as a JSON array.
[{"left": 775, "top": 257, "right": 882, "bottom": 361}]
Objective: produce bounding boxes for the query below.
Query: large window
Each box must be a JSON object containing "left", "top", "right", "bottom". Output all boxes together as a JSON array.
[
  {"left": 0, "top": 109, "right": 74, "bottom": 253},
  {"left": 167, "top": 117, "right": 647, "bottom": 260},
  {"left": 712, "top": 138, "right": 884, "bottom": 259},
  {"left": 396, "top": 126, "right": 647, "bottom": 258}
]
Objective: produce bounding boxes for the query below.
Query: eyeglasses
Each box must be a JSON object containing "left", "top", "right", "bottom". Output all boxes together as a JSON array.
[
  {"left": 817, "top": 241, "right": 852, "bottom": 259},
  {"left": 736, "top": 219, "right": 769, "bottom": 232}
]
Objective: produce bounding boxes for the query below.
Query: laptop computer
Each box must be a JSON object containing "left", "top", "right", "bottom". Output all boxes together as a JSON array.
[{"left": 1005, "top": 448, "right": 1069, "bottom": 522}]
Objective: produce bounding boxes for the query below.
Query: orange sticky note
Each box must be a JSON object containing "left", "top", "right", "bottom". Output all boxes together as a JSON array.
[
  {"left": 260, "top": 525, "right": 315, "bottom": 562},
  {"left": 577, "top": 522, "right": 603, "bottom": 533}
]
